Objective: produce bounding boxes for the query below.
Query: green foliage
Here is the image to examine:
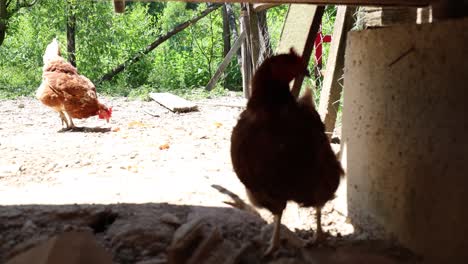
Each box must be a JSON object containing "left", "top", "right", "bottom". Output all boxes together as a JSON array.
[
  {"left": 0, "top": 2, "right": 336, "bottom": 101},
  {"left": 266, "top": 5, "right": 288, "bottom": 51}
]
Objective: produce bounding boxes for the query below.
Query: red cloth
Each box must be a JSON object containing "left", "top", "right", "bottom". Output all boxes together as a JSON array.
[{"left": 314, "top": 25, "right": 332, "bottom": 66}]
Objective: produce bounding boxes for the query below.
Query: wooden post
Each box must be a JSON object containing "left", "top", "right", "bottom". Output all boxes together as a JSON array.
[
  {"left": 288, "top": 5, "right": 325, "bottom": 97},
  {"left": 253, "top": 3, "right": 281, "bottom": 12},
  {"left": 130, "top": 1, "right": 429, "bottom": 7},
  {"left": 240, "top": 4, "right": 252, "bottom": 98},
  {"left": 206, "top": 32, "right": 246, "bottom": 91},
  {"left": 318, "top": 6, "right": 355, "bottom": 138}
]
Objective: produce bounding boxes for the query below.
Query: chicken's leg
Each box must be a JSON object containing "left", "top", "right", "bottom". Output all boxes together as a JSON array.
[
  {"left": 310, "top": 206, "right": 328, "bottom": 243},
  {"left": 58, "top": 111, "right": 77, "bottom": 132},
  {"left": 64, "top": 111, "right": 76, "bottom": 130},
  {"left": 315, "top": 206, "right": 324, "bottom": 241},
  {"left": 68, "top": 116, "right": 75, "bottom": 128},
  {"left": 264, "top": 211, "right": 283, "bottom": 256},
  {"left": 58, "top": 111, "right": 67, "bottom": 128}
]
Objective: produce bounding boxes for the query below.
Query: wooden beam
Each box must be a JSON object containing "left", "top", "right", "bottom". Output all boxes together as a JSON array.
[
  {"left": 291, "top": 5, "right": 324, "bottom": 98},
  {"left": 137, "top": 1, "right": 430, "bottom": 7},
  {"left": 318, "top": 6, "right": 356, "bottom": 137},
  {"left": 206, "top": 32, "right": 246, "bottom": 91},
  {"left": 358, "top": 6, "right": 420, "bottom": 28},
  {"left": 253, "top": 3, "right": 281, "bottom": 12},
  {"left": 432, "top": 0, "right": 468, "bottom": 20},
  {"left": 277, "top": 4, "right": 325, "bottom": 98}
]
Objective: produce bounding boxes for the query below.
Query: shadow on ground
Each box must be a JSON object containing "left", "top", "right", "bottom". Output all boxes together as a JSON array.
[
  {"left": 57, "top": 126, "right": 112, "bottom": 133},
  {"left": 0, "top": 203, "right": 421, "bottom": 264}
]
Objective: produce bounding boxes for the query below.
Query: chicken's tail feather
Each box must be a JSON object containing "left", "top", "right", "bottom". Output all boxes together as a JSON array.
[{"left": 43, "top": 38, "right": 61, "bottom": 65}]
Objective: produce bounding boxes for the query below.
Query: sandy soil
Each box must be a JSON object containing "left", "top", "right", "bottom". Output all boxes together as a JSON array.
[
  {"left": 0, "top": 96, "right": 349, "bottom": 233},
  {"left": 0, "top": 96, "right": 419, "bottom": 263}
]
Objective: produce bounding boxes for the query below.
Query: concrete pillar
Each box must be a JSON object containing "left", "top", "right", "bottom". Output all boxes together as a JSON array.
[{"left": 343, "top": 18, "right": 468, "bottom": 263}]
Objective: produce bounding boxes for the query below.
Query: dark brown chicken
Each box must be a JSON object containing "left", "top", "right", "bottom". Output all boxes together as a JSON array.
[{"left": 231, "top": 48, "right": 344, "bottom": 255}]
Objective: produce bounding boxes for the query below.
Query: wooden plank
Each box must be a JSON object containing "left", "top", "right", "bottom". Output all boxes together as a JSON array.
[
  {"left": 127, "top": 1, "right": 429, "bottom": 7},
  {"left": 206, "top": 31, "right": 246, "bottom": 91},
  {"left": 358, "top": 6, "right": 419, "bottom": 28},
  {"left": 318, "top": 6, "right": 356, "bottom": 137},
  {"left": 253, "top": 3, "right": 281, "bottom": 12},
  {"left": 276, "top": 4, "right": 324, "bottom": 97},
  {"left": 149, "top": 92, "right": 198, "bottom": 113},
  {"left": 6, "top": 231, "right": 112, "bottom": 264},
  {"left": 291, "top": 5, "right": 324, "bottom": 98}
]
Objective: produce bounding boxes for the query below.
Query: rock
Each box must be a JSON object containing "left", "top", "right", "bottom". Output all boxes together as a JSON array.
[
  {"left": 135, "top": 256, "right": 167, "bottom": 264},
  {"left": 168, "top": 218, "right": 239, "bottom": 264},
  {"left": 169, "top": 217, "right": 205, "bottom": 255},
  {"left": 160, "top": 213, "right": 182, "bottom": 226},
  {"left": 20, "top": 220, "right": 37, "bottom": 233}
]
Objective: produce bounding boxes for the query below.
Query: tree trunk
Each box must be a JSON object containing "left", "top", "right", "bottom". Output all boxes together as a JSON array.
[
  {"left": 225, "top": 3, "right": 240, "bottom": 62},
  {"left": 0, "top": 0, "right": 40, "bottom": 47},
  {"left": 66, "top": 0, "right": 77, "bottom": 67},
  {"left": 240, "top": 3, "right": 252, "bottom": 98},
  {"left": 221, "top": 4, "right": 231, "bottom": 88},
  {"left": 226, "top": 3, "right": 244, "bottom": 85},
  {"left": 222, "top": 5, "right": 231, "bottom": 57},
  {"left": 97, "top": 4, "right": 221, "bottom": 84},
  {"left": 247, "top": 4, "right": 260, "bottom": 70},
  {"left": 0, "top": 0, "right": 7, "bottom": 47},
  {"left": 256, "top": 9, "right": 272, "bottom": 64}
]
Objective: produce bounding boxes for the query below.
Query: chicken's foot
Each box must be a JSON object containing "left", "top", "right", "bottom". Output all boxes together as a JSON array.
[
  {"left": 57, "top": 112, "right": 79, "bottom": 132},
  {"left": 58, "top": 111, "right": 72, "bottom": 132},
  {"left": 264, "top": 212, "right": 282, "bottom": 256},
  {"left": 305, "top": 206, "right": 330, "bottom": 246},
  {"left": 65, "top": 112, "right": 79, "bottom": 131},
  {"left": 67, "top": 114, "right": 76, "bottom": 129}
]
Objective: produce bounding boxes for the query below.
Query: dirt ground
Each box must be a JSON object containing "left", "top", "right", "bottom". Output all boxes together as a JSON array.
[{"left": 0, "top": 96, "right": 420, "bottom": 263}]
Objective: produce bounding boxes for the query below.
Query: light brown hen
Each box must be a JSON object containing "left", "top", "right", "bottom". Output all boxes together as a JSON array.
[{"left": 36, "top": 38, "right": 112, "bottom": 131}]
